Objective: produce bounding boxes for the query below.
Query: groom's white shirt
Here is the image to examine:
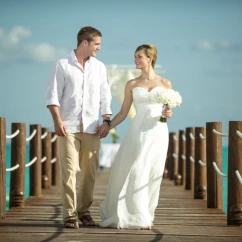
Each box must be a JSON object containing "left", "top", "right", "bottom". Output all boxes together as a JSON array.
[{"left": 46, "top": 50, "right": 112, "bottom": 134}]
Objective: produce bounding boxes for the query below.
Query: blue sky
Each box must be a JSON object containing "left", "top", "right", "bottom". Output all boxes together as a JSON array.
[{"left": 0, "top": 0, "right": 242, "bottom": 144}]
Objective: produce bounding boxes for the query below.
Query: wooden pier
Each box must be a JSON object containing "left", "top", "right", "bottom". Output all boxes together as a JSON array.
[
  {"left": 0, "top": 170, "right": 242, "bottom": 242},
  {"left": 1, "top": 118, "right": 242, "bottom": 241}
]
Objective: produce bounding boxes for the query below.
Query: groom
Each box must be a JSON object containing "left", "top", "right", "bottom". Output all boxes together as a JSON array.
[{"left": 45, "top": 26, "right": 112, "bottom": 228}]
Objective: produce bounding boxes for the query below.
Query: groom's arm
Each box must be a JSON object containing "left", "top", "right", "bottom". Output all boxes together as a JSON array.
[
  {"left": 98, "top": 67, "right": 112, "bottom": 138},
  {"left": 100, "top": 66, "right": 112, "bottom": 116}
]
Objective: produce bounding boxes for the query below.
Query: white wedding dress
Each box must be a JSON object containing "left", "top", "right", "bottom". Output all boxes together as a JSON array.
[{"left": 100, "top": 87, "right": 169, "bottom": 229}]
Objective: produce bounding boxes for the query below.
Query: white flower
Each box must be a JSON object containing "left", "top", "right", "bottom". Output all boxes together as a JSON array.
[{"left": 155, "top": 88, "right": 182, "bottom": 108}]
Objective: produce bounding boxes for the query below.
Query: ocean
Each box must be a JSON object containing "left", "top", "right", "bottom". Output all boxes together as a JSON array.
[{"left": 5, "top": 144, "right": 229, "bottom": 213}]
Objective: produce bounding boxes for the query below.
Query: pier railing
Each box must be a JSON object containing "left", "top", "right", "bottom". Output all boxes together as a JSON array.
[
  {"left": 0, "top": 117, "right": 59, "bottom": 219},
  {"left": 166, "top": 121, "right": 242, "bottom": 226},
  {"left": 1, "top": 117, "right": 241, "bottom": 226}
]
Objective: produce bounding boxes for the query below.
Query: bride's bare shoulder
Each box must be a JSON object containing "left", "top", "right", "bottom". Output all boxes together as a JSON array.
[
  {"left": 126, "top": 77, "right": 140, "bottom": 90},
  {"left": 160, "top": 77, "right": 172, "bottom": 89}
]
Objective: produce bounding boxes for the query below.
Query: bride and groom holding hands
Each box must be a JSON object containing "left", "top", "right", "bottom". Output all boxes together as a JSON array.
[{"left": 45, "top": 26, "right": 176, "bottom": 230}]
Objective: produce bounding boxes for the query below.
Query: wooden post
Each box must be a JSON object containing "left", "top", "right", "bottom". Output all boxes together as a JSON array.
[
  {"left": 206, "top": 122, "right": 223, "bottom": 209},
  {"left": 169, "top": 132, "right": 178, "bottom": 180},
  {"left": 9, "top": 123, "right": 26, "bottom": 208},
  {"left": 29, "top": 124, "right": 42, "bottom": 197},
  {"left": 194, "top": 127, "right": 207, "bottom": 199},
  {"left": 41, "top": 128, "right": 51, "bottom": 189},
  {"left": 175, "top": 130, "right": 186, "bottom": 186},
  {"left": 0, "top": 117, "right": 6, "bottom": 218},
  {"left": 165, "top": 133, "right": 173, "bottom": 179},
  {"left": 227, "top": 121, "right": 242, "bottom": 225},
  {"left": 185, "top": 127, "right": 195, "bottom": 190},
  {"left": 51, "top": 133, "right": 59, "bottom": 186}
]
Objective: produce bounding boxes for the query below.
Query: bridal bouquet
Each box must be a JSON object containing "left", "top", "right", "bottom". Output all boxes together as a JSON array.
[{"left": 155, "top": 88, "right": 182, "bottom": 122}]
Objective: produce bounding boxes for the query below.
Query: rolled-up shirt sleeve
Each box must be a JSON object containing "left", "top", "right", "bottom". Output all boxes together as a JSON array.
[
  {"left": 100, "top": 67, "right": 112, "bottom": 116},
  {"left": 45, "top": 62, "right": 64, "bottom": 107}
]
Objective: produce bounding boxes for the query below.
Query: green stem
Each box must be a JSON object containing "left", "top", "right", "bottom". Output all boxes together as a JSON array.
[{"left": 159, "top": 117, "right": 167, "bottom": 123}]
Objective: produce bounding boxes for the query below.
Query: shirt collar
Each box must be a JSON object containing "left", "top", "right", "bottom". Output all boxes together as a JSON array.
[
  {"left": 70, "top": 50, "right": 77, "bottom": 63},
  {"left": 70, "top": 50, "right": 93, "bottom": 64}
]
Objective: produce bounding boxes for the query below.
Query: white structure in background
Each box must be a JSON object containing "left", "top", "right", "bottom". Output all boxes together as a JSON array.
[
  {"left": 99, "top": 64, "right": 166, "bottom": 168},
  {"left": 99, "top": 143, "right": 120, "bottom": 168},
  {"left": 107, "top": 64, "right": 165, "bottom": 119}
]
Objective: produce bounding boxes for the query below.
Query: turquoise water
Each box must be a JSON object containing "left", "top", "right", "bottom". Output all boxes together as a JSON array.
[{"left": 5, "top": 145, "right": 229, "bottom": 213}]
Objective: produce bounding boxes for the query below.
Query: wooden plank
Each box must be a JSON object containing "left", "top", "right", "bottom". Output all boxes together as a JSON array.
[
  {"left": 0, "top": 233, "right": 241, "bottom": 242},
  {"left": 0, "top": 169, "right": 242, "bottom": 242}
]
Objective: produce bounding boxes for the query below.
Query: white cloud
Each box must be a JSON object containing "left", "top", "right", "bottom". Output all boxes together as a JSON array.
[
  {"left": 8, "top": 26, "right": 31, "bottom": 45},
  {"left": 219, "top": 40, "right": 232, "bottom": 49},
  {"left": 28, "top": 42, "right": 68, "bottom": 62},
  {"left": 0, "top": 26, "right": 68, "bottom": 63},
  {"left": 0, "top": 26, "right": 31, "bottom": 47},
  {"left": 195, "top": 40, "right": 236, "bottom": 52},
  {"left": 196, "top": 40, "right": 215, "bottom": 51}
]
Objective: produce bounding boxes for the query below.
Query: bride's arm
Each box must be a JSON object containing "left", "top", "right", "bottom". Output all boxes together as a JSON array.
[
  {"left": 161, "top": 78, "right": 173, "bottom": 118},
  {"left": 110, "top": 81, "right": 133, "bottom": 129}
]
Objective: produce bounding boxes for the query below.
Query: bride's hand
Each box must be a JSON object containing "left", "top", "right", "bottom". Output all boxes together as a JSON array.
[
  {"left": 162, "top": 107, "right": 172, "bottom": 118},
  {"left": 96, "top": 122, "right": 110, "bottom": 138}
]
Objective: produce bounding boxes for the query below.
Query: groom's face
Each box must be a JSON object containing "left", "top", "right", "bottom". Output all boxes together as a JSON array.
[{"left": 87, "top": 36, "right": 101, "bottom": 57}]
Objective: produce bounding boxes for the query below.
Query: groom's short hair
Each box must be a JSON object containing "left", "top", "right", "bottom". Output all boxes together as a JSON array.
[{"left": 77, "top": 26, "right": 102, "bottom": 47}]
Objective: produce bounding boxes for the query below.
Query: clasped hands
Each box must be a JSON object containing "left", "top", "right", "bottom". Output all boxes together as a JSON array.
[
  {"left": 96, "top": 108, "right": 172, "bottom": 139},
  {"left": 96, "top": 122, "right": 110, "bottom": 139}
]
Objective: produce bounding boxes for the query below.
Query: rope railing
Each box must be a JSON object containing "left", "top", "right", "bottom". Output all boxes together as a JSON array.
[
  {"left": 236, "top": 130, "right": 242, "bottom": 138},
  {"left": 41, "top": 131, "right": 48, "bottom": 139},
  {"left": 212, "top": 163, "right": 242, "bottom": 184},
  {"left": 51, "top": 134, "right": 57, "bottom": 142},
  {"left": 6, "top": 164, "right": 19, "bottom": 172},
  {"left": 6, "top": 129, "right": 38, "bottom": 141},
  {"left": 212, "top": 162, "right": 228, "bottom": 177},
  {"left": 25, "top": 157, "right": 37, "bottom": 168},
  {"left": 235, "top": 170, "right": 242, "bottom": 185},
  {"left": 172, "top": 153, "right": 178, "bottom": 159},
  {"left": 0, "top": 118, "right": 61, "bottom": 216},
  {"left": 198, "top": 160, "right": 206, "bottom": 167},
  {"left": 181, "top": 155, "right": 186, "bottom": 160},
  {"left": 199, "top": 133, "right": 206, "bottom": 140},
  {"left": 163, "top": 121, "right": 242, "bottom": 226},
  {"left": 212, "top": 129, "right": 229, "bottom": 137},
  {"left": 6, "top": 130, "right": 20, "bottom": 139},
  {"left": 190, "top": 156, "right": 195, "bottom": 163},
  {"left": 173, "top": 135, "right": 178, "bottom": 141},
  {"left": 189, "top": 133, "right": 195, "bottom": 140},
  {"left": 26, "top": 129, "right": 37, "bottom": 142},
  {"left": 6, "top": 156, "right": 38, "bottom": 172},
  {"left": 51, "top": 158, "right": 57, "bottom": 164},
  {"left": 41, "top": 156, "right": 47, "bottom": 163}
]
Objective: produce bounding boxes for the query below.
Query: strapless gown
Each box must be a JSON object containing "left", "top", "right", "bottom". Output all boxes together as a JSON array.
[{"left": 100, "top": 87, "right": 169, "bottom": 229}]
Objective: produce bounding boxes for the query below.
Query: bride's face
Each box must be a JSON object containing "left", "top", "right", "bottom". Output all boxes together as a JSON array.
[{"left": 134, "top": 49, "right": 150, "bottom": 69}]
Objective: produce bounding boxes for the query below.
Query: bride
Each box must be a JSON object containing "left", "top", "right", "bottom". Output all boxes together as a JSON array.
[{"left": 98, "top": 44, "right": 173, "bottom": 230}]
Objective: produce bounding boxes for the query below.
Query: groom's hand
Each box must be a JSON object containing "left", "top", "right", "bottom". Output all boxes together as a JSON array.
[{"left": 96, "top": 123, "right": 110, "bottom": 139}]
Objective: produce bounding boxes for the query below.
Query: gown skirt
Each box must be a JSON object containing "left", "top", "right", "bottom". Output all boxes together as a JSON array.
[{"left": 100, "top": 87, "right": 169, "bottom": 229}]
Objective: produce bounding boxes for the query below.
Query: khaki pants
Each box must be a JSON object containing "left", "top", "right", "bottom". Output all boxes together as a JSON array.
[{"left": 58, "top": 133, "right": 100, "bottom": 222}]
